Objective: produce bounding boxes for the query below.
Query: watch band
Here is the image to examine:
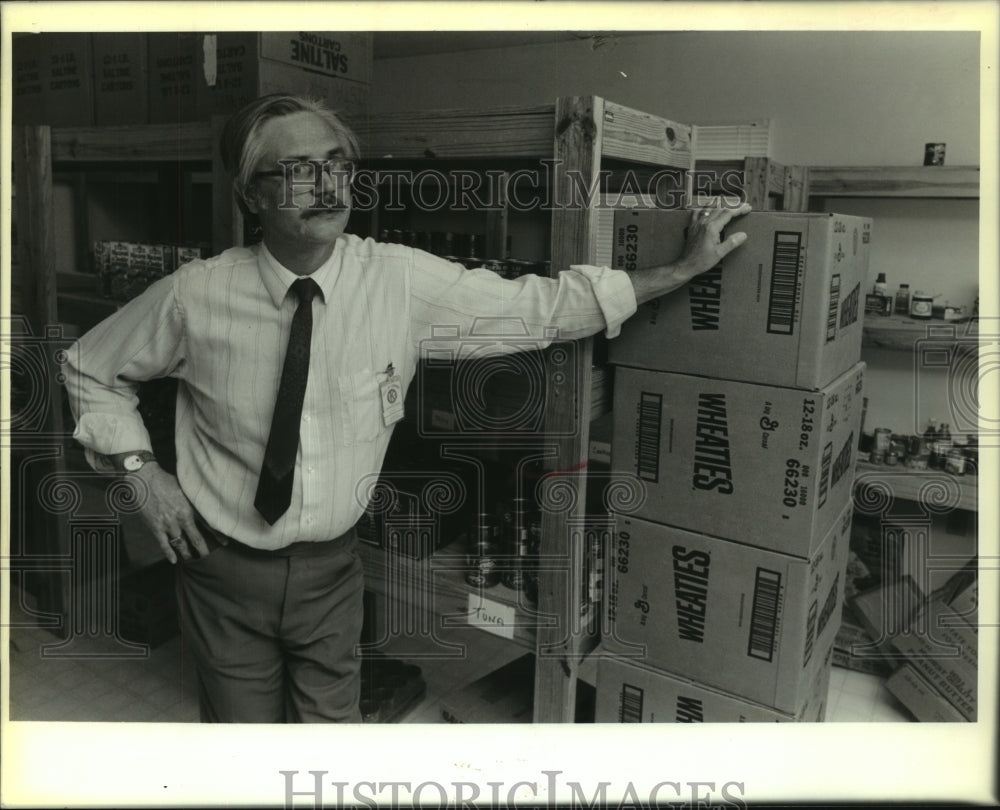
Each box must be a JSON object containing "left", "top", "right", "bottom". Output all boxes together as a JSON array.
[{"left": 121, "top": 451, "right": 158, "bottom": 473}]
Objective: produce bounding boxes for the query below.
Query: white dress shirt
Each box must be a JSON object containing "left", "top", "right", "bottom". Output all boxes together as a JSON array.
[{"left": 64, "top": 235, "right": 637, "bottom": 549}]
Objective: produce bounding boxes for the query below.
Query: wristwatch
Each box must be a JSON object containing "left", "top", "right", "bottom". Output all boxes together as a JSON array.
[{"left": 121, "top": 451, "right": 157, "bottom": 473}]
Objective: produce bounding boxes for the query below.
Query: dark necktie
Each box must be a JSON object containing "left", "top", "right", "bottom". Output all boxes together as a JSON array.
[{"left": 254, "top": 277, "right": 320, "bottom": 525}]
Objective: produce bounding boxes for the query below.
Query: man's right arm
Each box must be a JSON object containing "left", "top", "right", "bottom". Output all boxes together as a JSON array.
[
  {"left": 63, "top": 275, "right": 184, "bottom": 468},
  {"left": 63, "top": 275, "right": 209, "bottom": 563}
]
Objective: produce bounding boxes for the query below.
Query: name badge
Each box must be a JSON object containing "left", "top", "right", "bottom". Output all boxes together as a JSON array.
[{"left": 380, "top": 372, "right": 405, "bottom": 427}]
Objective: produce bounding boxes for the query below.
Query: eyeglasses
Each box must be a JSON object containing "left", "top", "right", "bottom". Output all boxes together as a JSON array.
[{"left": 253, "top": 158, "right": 356, "bottom": 184}]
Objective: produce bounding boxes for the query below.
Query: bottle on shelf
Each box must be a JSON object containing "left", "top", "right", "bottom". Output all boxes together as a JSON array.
[
  {"left": 873, "top": 272, "right": 888, "bottom": 296},
  {"left": 894, "top": 283, "right": 911, "bottom": 315}
]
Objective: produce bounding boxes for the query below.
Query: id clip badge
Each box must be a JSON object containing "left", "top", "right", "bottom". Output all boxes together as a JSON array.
[{"left": 379, "top": 363, "right": 405, "bottom": 427}]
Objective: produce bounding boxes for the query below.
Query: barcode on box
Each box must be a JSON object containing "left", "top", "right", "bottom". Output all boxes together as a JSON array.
[
  {"left": 620, "top": 683, "right": 644, "bottom": 722},
  {"left": 803, "top": 598, "right": 818, "bottom": 667},
  {"left": 748, "top": 568, "right": 782, "bottom": 661},
  {"left": 817, "top": 441, "right": 833, "bottom": 508},
  {"left": 766, "top": 231, "right": 803, "bottom": 335},
  {"left": 636, "top": 392, "right": 662, "bottom": 482},
  {"left": 826, "top": 274, "right": 841, "bottom": 343}
]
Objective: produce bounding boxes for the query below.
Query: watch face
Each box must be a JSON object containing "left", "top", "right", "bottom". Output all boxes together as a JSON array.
[{"left": 123, "top": 454, "right": 144, "bottom": 472}]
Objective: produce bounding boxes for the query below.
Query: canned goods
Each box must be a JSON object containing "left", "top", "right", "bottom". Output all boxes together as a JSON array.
[
  {"left": 946, "top": 448, "right": 966, "bottom": 475},
  {"left": 906, "top": 434, "right": 926, "bottom": 457},
  {"left": 869, "top": 450, "right": 885, "bottom": 465},
  {"left": 465, "top": 514, "right": 500, "bottom": 588},
  {"left": 886, "top": 450, "right": 900, "bottom": 466},
  {"left": 930, "top": 440, "right": 953, "bottom": 470},
  {"left": 873, "top": 428, "right": 892, "bottom": 453},
  {"left": 906, "top": 454, "right": 930, "bottom": 470}
]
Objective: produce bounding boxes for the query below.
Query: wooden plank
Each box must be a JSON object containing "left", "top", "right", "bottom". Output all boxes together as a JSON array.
[
  {"left": 353, "top": 104, "right": 555, "bottom": 159},
  {"left": 50, "top": 121, "right": 213, "bottom": 162},
  {"left": 855, "top": 461, "right": 977, "bottom": 513},
  {"left": 783, "top": 164, "right": 810, "bottom": 212},
  {"left": 862, "top": 315, "right": 980, "bottom": 353},
  {"left": 533, "top": 96, "right": 604, "bottom": 723},
  {"left": 742, "top": 156, "right": 770, "bottom": 209},
  {"left": 10, "top": 125, "right": 73, "bottom": 630},
  {"left": 809, "top": 166, "right": 979, "bottom": 198},
  {"left": 12, "top": 126, "right": 58, "bottom": 334},
  {"left": 601, "top": 100, "right": 693, "bottom": 169},
  {"left": 211, "top": 115, "right": 239, "bottom": 253}
]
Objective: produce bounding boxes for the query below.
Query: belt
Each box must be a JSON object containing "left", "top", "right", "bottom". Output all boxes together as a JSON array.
[{"left": 194, "top": 513, "right": 356, "bottom": 558}]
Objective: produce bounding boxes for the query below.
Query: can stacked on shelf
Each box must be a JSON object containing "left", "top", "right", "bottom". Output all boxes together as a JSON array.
[{"left": 597, "top": 209, "right": 872, "bottom": 722}]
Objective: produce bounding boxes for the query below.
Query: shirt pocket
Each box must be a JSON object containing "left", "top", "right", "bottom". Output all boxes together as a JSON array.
[{"left": 338, "top": 369, "right": 386, "bottom": 445}]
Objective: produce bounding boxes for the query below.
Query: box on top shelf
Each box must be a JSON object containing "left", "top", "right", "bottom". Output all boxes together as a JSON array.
[
  {"left": 91, "top": 33, "right": 149, "bottom": 125},
  {"left": 38, "top": 33, "right": 95, "bottom": 126},
  {"left": 147, "top": 32, "right": 373, "bottom": 124},
  {"left": 12, "top": 34, "right": 44, "bottom": 124},
  {"left": 607, "top": 210, "right": 872, "bottom": 390},
  {"left": 594, "top": 644, "right": 831, "bottom": 723},
  {"left": 611, "top": 362, "right": 865, "bottom": 558},
  {"left": 604, "top": 503, "right": 852, "bottom": 714},
  {"left": 147, "top": 33, "right": 203, "bottom": 124}
]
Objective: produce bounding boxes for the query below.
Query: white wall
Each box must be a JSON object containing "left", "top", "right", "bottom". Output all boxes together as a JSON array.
[
  {"left": 372, "top": 31, "right": 983, "bottom": 437},
  {"left": 371, "top": 31, "right": 980, "bottom": 165}
]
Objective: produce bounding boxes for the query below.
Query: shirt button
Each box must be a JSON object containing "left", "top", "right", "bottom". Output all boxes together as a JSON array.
[
  {"left": 305, "top": 515, "right": 315, "bottom": 524},
  {"left": 307, "top": 466, "right": 314, "bottom": 474},
  {"left": 303, "top": 413, "right": 311, "bottom": 422}
]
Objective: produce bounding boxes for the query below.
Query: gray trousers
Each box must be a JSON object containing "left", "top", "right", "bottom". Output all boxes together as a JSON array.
[{"left": 175, "top": 527, "right": 364, "bottom": 723}]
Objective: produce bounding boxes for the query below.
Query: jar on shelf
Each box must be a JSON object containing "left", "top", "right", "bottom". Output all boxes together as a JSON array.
[{"left": 910, "top": 291, "right": 934, "bottom": 319}]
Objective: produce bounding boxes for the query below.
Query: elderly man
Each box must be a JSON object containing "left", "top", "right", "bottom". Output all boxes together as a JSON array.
[{"left": 64, "top": 93, "right": 750, "bottom": 723}]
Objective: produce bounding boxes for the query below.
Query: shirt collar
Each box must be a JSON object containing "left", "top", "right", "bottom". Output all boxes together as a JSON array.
[{"left": 256, "top": 239, "right": 344, "bottom": 308}]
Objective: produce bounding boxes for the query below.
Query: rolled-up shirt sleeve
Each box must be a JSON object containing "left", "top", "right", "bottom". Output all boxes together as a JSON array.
[
  {"left": 62, "top": 274, "right": 186, "bottom": 468},
  {"left": 409, "top": 252, "right": 637, "bottom": 354}
]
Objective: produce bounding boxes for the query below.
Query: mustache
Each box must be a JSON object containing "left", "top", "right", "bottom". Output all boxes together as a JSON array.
[{"left": 302, "top": 193, "right": 348, "bottom": 217}]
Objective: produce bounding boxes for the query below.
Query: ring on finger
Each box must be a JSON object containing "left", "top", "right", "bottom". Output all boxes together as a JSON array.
[
  {"left": 700, "top": 210, "right": 712, "bottom": 218},
  {"left": 168, "top": 536, "right": 183, "bottom": 547}
]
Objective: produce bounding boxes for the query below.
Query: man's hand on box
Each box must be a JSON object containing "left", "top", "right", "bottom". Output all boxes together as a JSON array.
[
  {"left": 629, "top": 203, "right": 751, "bottom": 305},
  {"left": 675, "top": 202, "right": 752, "bottom": 281}
]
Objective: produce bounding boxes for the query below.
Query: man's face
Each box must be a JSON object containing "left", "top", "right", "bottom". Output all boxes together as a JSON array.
[{"left": 246, "top": 110, "right": 354, "bottom": 250}]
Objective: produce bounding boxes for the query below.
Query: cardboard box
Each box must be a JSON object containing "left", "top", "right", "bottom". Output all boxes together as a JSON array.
[
  {"left": 595, "top": 645, "right": 832, "bottom": 722},
  {"left": 200, "top": 32, "right": 372, "bottom": 122},
  {"left": 148, "top": 33, "right": 204, "bottom": 123},
  {"left": 604, "top": 504, "right": 851, "bottom": 713},
  {"left": 886, "top": 664, "right": 966, "bottom": 722},
  {"left": 39, "top": 33, "right": 95, "bottom": 126},
  {"left": 607, "top": 211, "right": 871, "bottom": 389},
  {"left": 611, "top": 363, "right": 865, "bottom": 557},
  {"left": 91, "top": 33, "right": 149, "bottom": 125},
  {"left": 890, "top": 595, "right": 977, "bottom": 720},
  {"left": 12, "top": 34, "right": 44, "bottom": 124}
]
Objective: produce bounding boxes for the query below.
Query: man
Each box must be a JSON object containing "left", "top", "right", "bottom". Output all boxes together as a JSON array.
[{"left": 63, "top": 93, "right": 750, "bottom": 723}]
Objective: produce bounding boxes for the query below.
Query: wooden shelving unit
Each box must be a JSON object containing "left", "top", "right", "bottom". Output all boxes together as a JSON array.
[
  {"left": 353, "top": 96, "right": 695, "bottom": 722},
  {"left": 10, "top": 119, "right": 239, "bottom": 628}
]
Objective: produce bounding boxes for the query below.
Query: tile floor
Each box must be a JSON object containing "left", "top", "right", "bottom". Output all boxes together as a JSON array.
[{"left": 6, "top": 584, "right": 912, "bottom": 724}]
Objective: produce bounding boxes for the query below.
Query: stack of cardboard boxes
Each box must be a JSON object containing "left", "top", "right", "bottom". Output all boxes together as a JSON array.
[
  {"left": 596, "top": 208, "right": 873, "bottom": 722},
  {"left": 13, "top": 31, "right": 371, "bottom": 127}
]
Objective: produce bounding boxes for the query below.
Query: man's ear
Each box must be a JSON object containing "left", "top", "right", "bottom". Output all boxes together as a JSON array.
[{"left": 243, "top": 185, "right": 261, "bottom": 215}]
